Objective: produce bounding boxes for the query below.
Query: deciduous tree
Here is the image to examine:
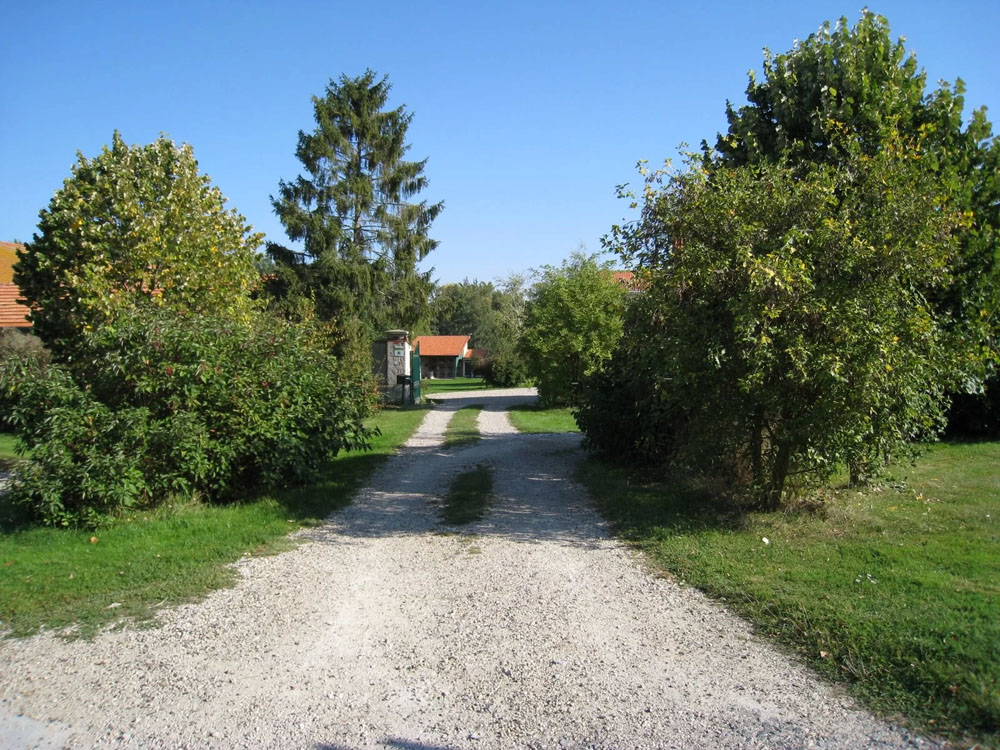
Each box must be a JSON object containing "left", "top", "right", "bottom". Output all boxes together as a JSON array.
[
  {"left": 712, "top": 10, "right": 999, "bottom": 430},
  {"left": 16, "top": 132, "right": 262, "bottom": 359},
  {"left": 585, "top": 141, "right": 973, "bottom": 509},
  {"left": 521, "top": 253, "right": 627, "bottom": 406}
]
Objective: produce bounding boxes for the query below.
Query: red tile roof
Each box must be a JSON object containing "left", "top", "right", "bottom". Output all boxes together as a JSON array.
[
  {"left": 0, "top": 284, "right": 31, "bottom": 328},
  {"left": 0, "top": 243, "right": 30, "bottom": 328},
  {"left": 465, "top": 348, "right": 489, "bottom": 361},
  {"left": 414, "top": 335, "right": 470, "bottom": 357}
]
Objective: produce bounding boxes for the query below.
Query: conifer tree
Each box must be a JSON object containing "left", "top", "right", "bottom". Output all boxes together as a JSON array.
[{"left": 270, "top": 71, "right": 443, "bottom": 336}]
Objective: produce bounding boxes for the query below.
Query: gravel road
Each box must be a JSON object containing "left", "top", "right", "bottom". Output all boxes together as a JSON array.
[{"left": 0, "top": 388, "right": 940, "bottom": 749}]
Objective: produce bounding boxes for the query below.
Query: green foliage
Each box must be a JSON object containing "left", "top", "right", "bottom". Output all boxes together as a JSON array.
[
  {"left": 430, "top": 279, "right": 497, "bottom": 342},
  {"left": 715, "top": 11, "right": 933, "bottom": 165},
  {"left": 586, "top": 141, "right": 974, "bottom": 508},
  {"left": 269, "top": 70, "right": 442, "bottom": 336},
  {"left": 0, "top": 330, "right": 50, "bottom": 421},
  {"left": 480, "top": 273, "right": 530, "bottom": 387},
  {"left": 520, "top": 253, "right": 627, "bottom": 406},
  {"left": 579, "top": 440, "right": 1000, "bottom": 746},
  {"left": 427, "top": 274, "right": 530, "bottom": 388},
  {"left": 713, "top": 9, "right": 1000, "bottom": 431},
  {"left": 0, "top": 330, "right": 49, "bottom": 365},
  {"left": 16, "top": 132, "right": 262, "bottom": 360},
  {"left": 0, "top": 310, "right": 378, "bottom": 526},
  {"left": 479, "top": 349, "right": 528, "bottom": 388}
]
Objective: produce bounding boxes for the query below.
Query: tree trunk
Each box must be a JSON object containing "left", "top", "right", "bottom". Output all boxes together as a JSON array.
[{"left": 765, "top": 442, "right": 792, "bottom": 511}]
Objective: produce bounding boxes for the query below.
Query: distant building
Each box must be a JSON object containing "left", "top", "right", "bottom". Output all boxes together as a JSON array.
[
  {"left": 413, "top": 335, "right": 480, "bottom": 379},
  {"left": 0, "top": 242, "right": 31, "bottom": 331}
]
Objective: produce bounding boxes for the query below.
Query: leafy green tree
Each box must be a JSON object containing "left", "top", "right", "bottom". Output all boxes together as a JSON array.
[
  {"left": 4, "top": 133, "right": 378, "bottom": 526},
  {"left": 587, "top": 140, "right": 973, "bottom": 509},
  {"left": 479, "top": 273, "right": 531, "bottom": 386},
  {"left": 16, "top": 132, "right": 262, "bottom": 359},
  {"left": 1, "top": 311, "right": 376, "bottom": 526},
  {"left": 521, "top": 253, "right": 628, "bottom": 406},
  {"left": 429, "top": 279, "right": 498, "bottom": 343},
  {"left": 270, "top": 70, "right": 443, "bottom": 336},
  {"left": 712, "top": 9, "right": 999, "bottom": 429}
]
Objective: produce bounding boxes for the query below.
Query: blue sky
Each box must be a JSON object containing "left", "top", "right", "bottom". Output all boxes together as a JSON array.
[{"left": 3, "top": 1, "right": 998, "bottom": 285}]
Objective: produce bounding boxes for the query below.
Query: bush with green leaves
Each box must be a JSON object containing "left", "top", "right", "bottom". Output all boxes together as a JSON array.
[
  {"left": 0, "top": 329, "right": 50, "bottom": 365},
  {"left": 712, "top": 9, "right": 999, "bottom": 436},
  {"left": 520, "top": 253, "right": 628, "bottom": 406},
  {"left": 479, "top": 348, "right": 528, "bottom": 388},
  {"left": 585, "top": 139, "right": 977, "bottom": 509},
  {"left": 0, "top": 310, "right": 378, "bottom": 526}
]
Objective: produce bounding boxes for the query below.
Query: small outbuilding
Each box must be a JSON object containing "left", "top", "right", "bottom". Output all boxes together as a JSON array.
[{"left": 413, "top": 335, "right": 471, "bottom": 379}]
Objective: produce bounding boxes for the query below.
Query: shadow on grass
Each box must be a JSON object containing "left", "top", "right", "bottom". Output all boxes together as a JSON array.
[
  {"left": 578, "top": 457, "right": 749, "bottom": 542},
  {"left": 268, "top": 451, "right": 390, "bottom": 525}
]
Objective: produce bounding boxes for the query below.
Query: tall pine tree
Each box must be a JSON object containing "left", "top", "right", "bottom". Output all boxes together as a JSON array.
[{"left": 269, "top": 70, "right": 443, "bottom": 336}]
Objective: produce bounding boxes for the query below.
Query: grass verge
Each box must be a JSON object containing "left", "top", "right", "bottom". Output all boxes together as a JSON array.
[
  {"left": 0, "top": 432, "right": 25, "bottom": 472},
  {"left": 0, "top": 405, "right": 430, "bottom": 639},
  {"left": 579, "top": 441, "right": 1000, "bottom": 748},
  {"left": 0, "top": 433, "right": 20, "bottom": 461},
  {"left": 441, "top": 464, "right": 493, "bottom": 525},
  {"left": 421, "top": 377, "right": 489, "bottom": 396},
  {"left": 508, "top": 404, "right": 579, "bottom": 434},
  {"left": 443, "top": 404, "right": 484, "bottom": 448}
]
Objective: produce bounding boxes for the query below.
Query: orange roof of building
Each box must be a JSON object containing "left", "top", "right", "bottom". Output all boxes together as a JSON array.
[
  {"left": 0, "top": 242, "right": 24, "bottom": 284},
  {"left": 0, "top": 284, "right": 31, "bottom": 328},
  {"left": 414, "top": 335, "right": 470, "bottom": 357},
  {"left": 465, "top": 348, "right": 488, "bottom": 360}
]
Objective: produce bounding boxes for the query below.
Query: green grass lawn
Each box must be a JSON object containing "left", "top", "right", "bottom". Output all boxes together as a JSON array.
[
  {"left": 0, "top": 432, "right": 25, "bottom": 472},
  {"left": 443, "top": 404, "right": 484, "bottom": 448},
  {"left": 508, "top": 404, "right": 579, "bottom": 433},
  {"left": 440, "top": 464, "right": 493, "bottom": 525},
  {"left": 0, "top": 405, "right": 430, "bottom": 638},
  {"left": 580, "top": 441, "right": 1000, "bottom": 747},
  {"left": 421, "top": 377, "right": 489, "bottom": 395},
  {"left": 0, "top": 433, "right": 20, "bottom": 461}
]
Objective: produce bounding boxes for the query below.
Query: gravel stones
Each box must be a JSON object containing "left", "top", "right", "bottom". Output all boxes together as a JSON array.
[{"left": 0, "top": 388, "right": 939, "bottom": 749}]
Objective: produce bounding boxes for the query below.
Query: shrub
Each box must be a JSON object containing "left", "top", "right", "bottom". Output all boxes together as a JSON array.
[
  {"left": 589, "top": 143, "right": 975, "bottom": 510},
  {"left": 479, "top": 349, "right": 528, "bottom": 388},
  {"left": 520, "top": 253, "right": 627, "bottom": 406},
  {"left": 0, "top": 329, "right": 50, "bottom": 365},
  {"left": 0, "top": 308, "right": 378, "bottom": 526}
]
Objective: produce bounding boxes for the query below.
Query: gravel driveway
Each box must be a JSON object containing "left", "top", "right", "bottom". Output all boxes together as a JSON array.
[{"left": 0, "top": 388, "right": 939, "bottom": 749}]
